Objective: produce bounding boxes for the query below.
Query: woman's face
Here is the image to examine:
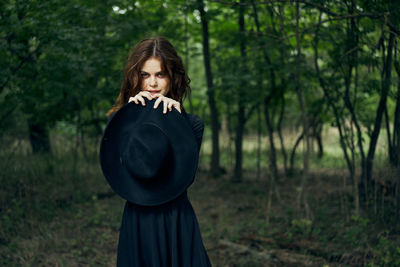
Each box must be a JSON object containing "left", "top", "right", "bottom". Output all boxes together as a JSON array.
[{"left": 140, "top": 57, "right": 170, "bottom": 96}]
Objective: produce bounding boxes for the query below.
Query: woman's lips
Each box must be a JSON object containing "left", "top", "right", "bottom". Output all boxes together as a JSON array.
[{"left": 147, "top": 90, "right": 160, "bottom": 95}]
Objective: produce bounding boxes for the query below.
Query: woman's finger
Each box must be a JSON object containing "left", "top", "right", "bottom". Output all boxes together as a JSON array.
[
  {"left": 140, "top": 91, "right": 153, "bottom": 100},
  {"left": 174, "top": 103, "right": 181, "bottom": 113},
  {"left": 154, "top": 96, "right": 163, "bottom": 109},
  {"left": 163, "top": 100, "right": 168, "bottom": 114},
  {"left": 138, "top": 95, "right": 145, "bottom": 106},
  {"left": 168, "top": 101, "right": 173, "bottom": 112},
  {"left": 128, "top": 97, "right": 135, "bottom": 103}
]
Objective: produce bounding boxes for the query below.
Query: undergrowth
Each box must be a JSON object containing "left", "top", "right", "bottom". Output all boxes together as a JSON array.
[{"left": 0, "top": 136, "right": 399, "bottom": 266}]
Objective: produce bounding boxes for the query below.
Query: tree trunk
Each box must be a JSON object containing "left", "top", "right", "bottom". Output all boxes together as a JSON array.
[
  {"left": 397, "top": 111, "right": 400, "bottom": 222},
  {"left": 343, "top": 3, "right": 365, "bottom": 206},
  {"left": 365, "top": 32, "right": 394, "bottom": 183},
  {"left": 184, "top": 0, "right": 193, "bottom": 114},
  {"left": 277, "top": 89, "right": 288, "bottom": 175},
  {"left": 233, "top": 105, "right": 245, "bottom": 183},
  {"left": 250, "top": 0, "right": 280, "bottom": 179},
  {"left": 28, "top": 120, "right": 51, "bottom": 154},
  {"left": 295, "top": 0, "right": 311, "bottom": 218},
  {"left": 391, "top": 57, "right": 400, "bottom": 168},
  {"left": 393, "top": 47, "right": 400, "bottom": 222},
  {"left": 264, "top": 106, "right": 279, "bottom": 180},
  {"left": 384, "top": 106, "right": 395, "bottom": 166},
  {"left": 197, "top": 0, "right": 222, "bottom": 176},
  {"left": 290, "top": 132, "right": 303, "bottom": 172},
  {"left": 257, "top": 104, "right": 262, "bottom": 180},
  {"left": 397, "top": 148, "right": 400, "bottom": 223},
  {"left": 314, "top": 123, "right": 323, "bottom": 158},
  {"left": 232, "top": 0, "right": 246, "bottom": 183},
  {"left": 313, "top": 12, "right": 358, "bottom": 214},
  {"left": 250, "top": 0, "right": 282, "bottom": 221}
]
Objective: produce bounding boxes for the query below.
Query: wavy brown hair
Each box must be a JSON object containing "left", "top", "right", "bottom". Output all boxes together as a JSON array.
[{"left": 106, "top": 37, "right": 191, "bottom": 117}]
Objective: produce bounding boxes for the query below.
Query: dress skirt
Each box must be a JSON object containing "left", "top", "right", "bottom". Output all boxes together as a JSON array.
[{"left": 116, "top": 190, "right": 212, "bottom": 267}]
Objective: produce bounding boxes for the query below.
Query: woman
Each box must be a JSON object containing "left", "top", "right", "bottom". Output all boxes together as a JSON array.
[{"left": 102, "top": 37, "right": 212, "bottom": 266}]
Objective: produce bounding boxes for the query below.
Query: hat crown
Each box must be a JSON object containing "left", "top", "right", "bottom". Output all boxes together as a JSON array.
[
  {"left": 122, "top": 123, "right": 170, "bottom": 179},
  {"left": 100, "top": 100, "right": 199, "bottom": 206}
]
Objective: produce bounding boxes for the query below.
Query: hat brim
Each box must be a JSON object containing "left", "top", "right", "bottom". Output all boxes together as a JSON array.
[{"left": 100, "top": 100, "right": 199, "bottom": 206}]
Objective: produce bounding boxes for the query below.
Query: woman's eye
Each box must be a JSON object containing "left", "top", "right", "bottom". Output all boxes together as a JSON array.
[
  {"left": 140, "top": 72, "right": 149, "bottom": 78},
  {"left": 156, "top": 73, "right": 164, "bottom": 78}
]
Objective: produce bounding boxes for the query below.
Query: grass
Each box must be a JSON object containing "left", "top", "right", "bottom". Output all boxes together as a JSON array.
[
  {"left": 0, "top": 146, "right": 120, "bottom": 266},
  {"left": 192, "top": 168, "right": 400, "bottom": 266},
  {"left": 201, "top": 123, "right": 393, "bottom": 172}
]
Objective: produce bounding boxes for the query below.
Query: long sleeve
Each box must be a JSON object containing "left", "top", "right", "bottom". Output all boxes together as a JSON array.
[
  {"left": 107, "top": 112, "right": 116, "bottom": 124},
  {"left": 185, "top": 114, "right": 204, "bottom": 151}
]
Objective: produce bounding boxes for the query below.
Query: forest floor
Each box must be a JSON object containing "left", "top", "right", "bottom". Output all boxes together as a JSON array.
[{"left": 1, "top": 159, "right": 399, "bottom": 266}]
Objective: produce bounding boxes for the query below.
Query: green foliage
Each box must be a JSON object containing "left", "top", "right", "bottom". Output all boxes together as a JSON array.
[
  {"left": 286, "top": 218, "right": 313, "bottom": 238},
  {"left": 369, "top": 234, "right": 400, "bottom": 266},
  {"left": 0, "top": 148, "right": 107, "bottom": 244},
  {"left": 340, "top": 216, "right": 370, "bottom": 247}
]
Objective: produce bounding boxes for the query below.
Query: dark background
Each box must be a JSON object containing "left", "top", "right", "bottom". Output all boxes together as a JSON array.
[{"left": 1, "top": 0, "right": 400, "bottom": 266}]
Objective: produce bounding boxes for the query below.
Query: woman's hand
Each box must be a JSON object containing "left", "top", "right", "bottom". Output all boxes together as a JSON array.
[
  {"left": 129, "top": 91, "right": 181, "bottom": 114},
  {"left": 153, "top": 94, "right": 181, "bottom": 114},
  {"left": 128, "top": 91, "right": 153, "bottom": 106}
]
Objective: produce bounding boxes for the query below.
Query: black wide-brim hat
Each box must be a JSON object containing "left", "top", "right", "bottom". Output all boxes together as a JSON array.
[{"left": 100, "top": 99, "right": 199, "bottom": 206}]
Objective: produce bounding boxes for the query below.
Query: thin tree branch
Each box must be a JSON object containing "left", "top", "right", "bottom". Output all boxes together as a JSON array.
[{"left": 208, "top": 0, "right": 400, "bottom": 36}]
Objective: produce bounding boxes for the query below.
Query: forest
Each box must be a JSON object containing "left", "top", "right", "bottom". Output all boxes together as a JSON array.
[{"left": 1, "top": 0, "right": 400, "bottom": 266}]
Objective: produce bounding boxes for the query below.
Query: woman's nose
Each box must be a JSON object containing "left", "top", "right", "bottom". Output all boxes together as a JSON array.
[{"left": 150, "top": 76, "right": 157, "bottom": 86}]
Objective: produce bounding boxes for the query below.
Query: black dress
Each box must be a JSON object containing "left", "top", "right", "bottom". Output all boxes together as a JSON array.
[{"left": 116, "top": 113, "right": 212, "bottom": 267}]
